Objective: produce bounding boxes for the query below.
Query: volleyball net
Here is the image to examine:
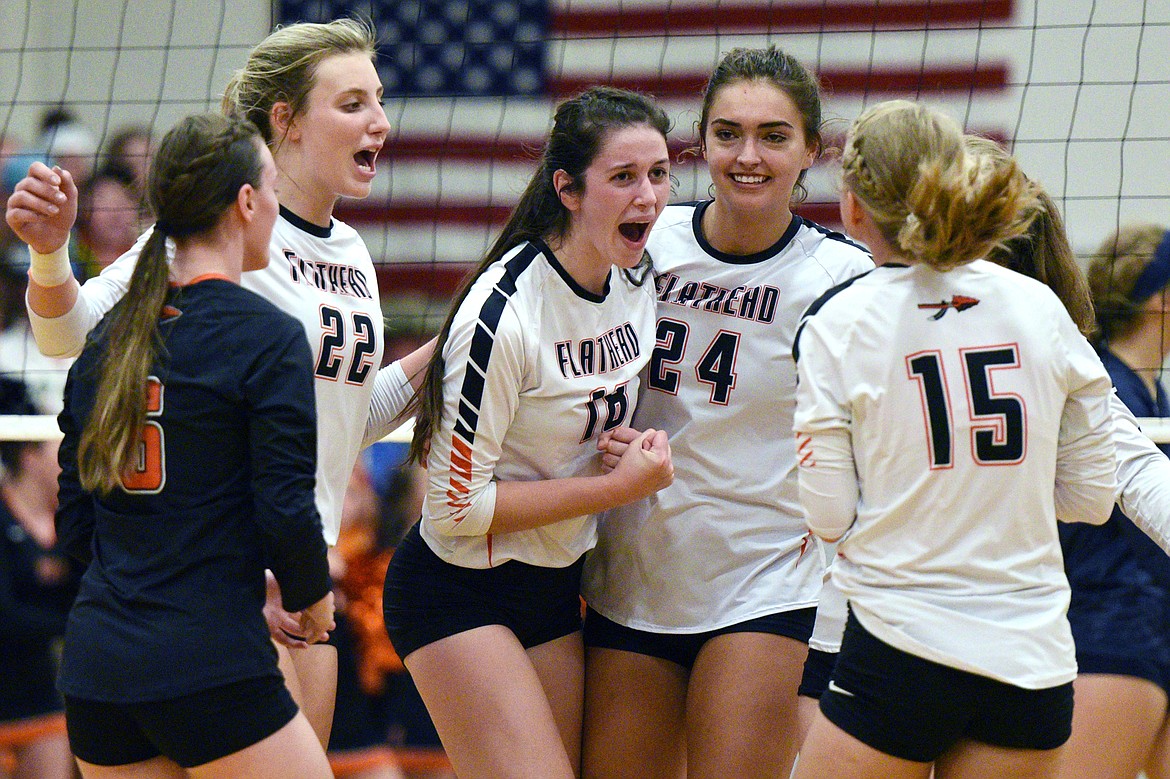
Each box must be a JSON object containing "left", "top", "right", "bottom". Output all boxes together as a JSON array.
[{"left": 1, "top": 0, "right": 1168, "bottom": 444}]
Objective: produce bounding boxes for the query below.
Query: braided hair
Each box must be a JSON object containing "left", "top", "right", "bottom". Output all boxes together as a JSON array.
[{"left": 78, "top": 113, "right": 264, "bottom": 494}]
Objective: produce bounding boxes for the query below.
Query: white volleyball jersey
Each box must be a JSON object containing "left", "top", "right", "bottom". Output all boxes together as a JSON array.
[
  {"left": 28, "top": 208, "right": 384, "bottom": 544},
  {"left": 581, "top": 202, "right": 873, "bottom": 632},
  {"left": 419, "top": 240, "right": 657, "bottom": 569},
  {"left": 793, "top": 260, "right": 1117, "bottom": 688}
]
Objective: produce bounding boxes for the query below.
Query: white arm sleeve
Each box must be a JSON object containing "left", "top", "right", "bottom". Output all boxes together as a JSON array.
[
  {"left": 1054, "top": 332, "right": 1119, "bottom": 525},
  {"left": 362, "top": 360, "right": 414, "bottom": 449},
  {"left": 26, "top": 229, "right": 150, "bottom": 358},
  {"left": 1111, "top": 392, "right": 1170, "bottom": 553},
  {"left": 797, "top": 427, "right": 859, "bottom": 542}
]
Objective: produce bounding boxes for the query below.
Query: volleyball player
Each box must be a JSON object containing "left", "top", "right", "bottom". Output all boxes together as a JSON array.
[
  {"left": 579, "top": 47, "right": 872, "bottom": 779},
  {"left": 55, "top": 113, "right": 333, "bottom": 779},
  {"left": 791, "top": 101, "right": 1116, "bottom": 778},
  {"left": 1057, "top": 223, "right": 1170, "bottom": 779},
  {"left": 795, "top": 140, "right": 1170, "bottom": 764},
  {"left": 382, "top": 86, "right": 675, "bottom": 779},
  {"left": 5, "top": 19, "right": 429, "bottom": 745}
]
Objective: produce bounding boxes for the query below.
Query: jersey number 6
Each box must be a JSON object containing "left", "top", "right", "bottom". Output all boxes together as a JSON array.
[
  {"left": 121, "top": 376, "right": 166, "bottom": 493},
  {"left": 906, "top": 345, "right": 1025, "bottom": 469}
]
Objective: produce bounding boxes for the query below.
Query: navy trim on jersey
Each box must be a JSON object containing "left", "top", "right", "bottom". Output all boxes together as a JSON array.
[
  {"left": 791, "top": 265, "right": 895, "bottom": 364},
  {"left": 278, "top": 205, "right": 332, "bottom": 238},
  {"left": 800, "top": 218, "right": 871, "bottom": 255},
  {"left": 452, "top": 242, "right": 540, "bottom": 446},
  {"left": 687, "top": 201, "right": 805, "bottom": 265},
  {"left": 535, "top": 238, "right": 610, "bottom": 302}
]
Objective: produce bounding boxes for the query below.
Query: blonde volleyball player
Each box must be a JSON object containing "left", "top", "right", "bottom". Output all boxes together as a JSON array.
[
  {"left": 791, "top": 101, "right": 1117, "bottom": 779},
  {"left": 382, "top": 86, "right": 675, "bottom": 779},
  {"left": 580, "top": 47, "right": 872, "bottom": 779},
  {"left": 795, "top": 143, "right": 1170, "bottom": 778},
  {"left": 5, "top": 19, "right": 429, "bottom": 747}
]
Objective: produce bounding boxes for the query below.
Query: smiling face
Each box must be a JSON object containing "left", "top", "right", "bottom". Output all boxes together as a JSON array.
[
  {"left": 703, "top": 79, "right": 817, "bottom": 223},
  {"left": 274, "top": 51, "right": 391, "bottom": 222},
  {"left": 557, "top": 123, "right": 671, "bottom": 289}
]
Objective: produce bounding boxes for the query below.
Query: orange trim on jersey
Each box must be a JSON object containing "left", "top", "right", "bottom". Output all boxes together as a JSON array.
[
  {"left": 450, "top": 449, "right": 473, "bottom": 474},
  {"left": 451, "top": 436, "right": 473, "bottom": 461},
  {"left": 184, "top": 272, "right": 232, "bottom": 285},
  {"left": 170, "top": 273, "right": 235, "bottom": 288},
  {"left": 795, "top": 433, "right": 816, "bottom": 467}
]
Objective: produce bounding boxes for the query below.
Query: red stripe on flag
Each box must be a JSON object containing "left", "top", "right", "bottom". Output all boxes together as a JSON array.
[
  {"left": 550, "top": 0, "right": 1013, "bottom": 37},
  {"left": 338, "top": 203, "right": 513, "bottom": 225},
  {"left": 340, "top": 201, "right": 845, "bottom": 228},
  {"left": 549, "top": 64, "right": 1009, "bottom": 101}
]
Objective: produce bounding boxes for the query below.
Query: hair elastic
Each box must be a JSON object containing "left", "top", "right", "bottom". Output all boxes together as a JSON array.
[{"left": 1129, "top": 230, "right": 1170, "bottom": 303}]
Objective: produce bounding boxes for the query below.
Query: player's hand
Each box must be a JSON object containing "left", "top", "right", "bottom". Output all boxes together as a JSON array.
[
  {"left": 299, "top": 592, "right": 336, "bottom": 645},
  {"left": 5, "top": 163, "right": 78, "bottom": 254},
  {"left": 263, "top": 570, "right": 309, "bottom": 649},
  {"left": 597, "top": 425, "right": 639, "bottom": 472},
  {"left": 608, "top": 427, "right": 674, "bottom": 501}
]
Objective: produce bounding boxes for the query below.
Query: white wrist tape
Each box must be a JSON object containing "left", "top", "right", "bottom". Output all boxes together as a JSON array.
[{"left": 27, "top": 244, "right": 73, "bottom": 288}]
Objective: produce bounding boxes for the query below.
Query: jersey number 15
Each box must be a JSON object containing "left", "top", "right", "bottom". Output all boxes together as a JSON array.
[{"left": 906, "top": 345, "right": 1025, "bottom": 469}]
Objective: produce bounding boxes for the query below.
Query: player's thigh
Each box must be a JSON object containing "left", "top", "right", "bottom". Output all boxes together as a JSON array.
[
  {"left": 527, "top": 630, "right": 585, "bottom": 775},
  {"left": 74, "top": 756, "right": 186, "bottom": 779},
  {"left": 1142, "top": 698, "right": 1170, "bottom": 779},
  {"left": 186, "top": 711, "right": 331, "bottom": 779},
  {"left": 582, "top": 645, "right": 687, "bottom": 779},
  {"left": 405, "top": 624, "right": 575, "bottom": 779},
  {"left": 1057, "top": 673, "right": 1166, "bottom": 779},
  {"left": 276, "top": 642, "right": 338, "bottom": 750},
  {"left": 687, "top": 631, "right": 808, "bottom": 779},
  {"left": 936, "top": 738, "right": 1062, "bottom": 779},
  {"left": 791, "top": 711, "right": 931, "bottom": 779}
]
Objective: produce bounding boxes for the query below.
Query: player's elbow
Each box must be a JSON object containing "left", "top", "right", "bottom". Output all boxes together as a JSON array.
[
  {"left": 1056, "top": 484, "right": 1116, "bottom": 526},
  {"left": 425, "top": 496, "right": 494, "bottom": 538}
]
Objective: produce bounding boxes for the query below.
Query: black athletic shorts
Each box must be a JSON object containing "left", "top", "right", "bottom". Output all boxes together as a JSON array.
[
  {"left": 383, "top": 523, "right": 585, "bottom": 660},
  {"left": 583, "top": 605, "right": 815, "bottom": 671},
  {"left": 797, "top": 647, "right": 838, "bottom": 699},
  {"left": 820, "top": 611, "right": 1074, "bottom": 763},
  {"left": 64, "top": 674, "right": 297, "bottom": 768}
]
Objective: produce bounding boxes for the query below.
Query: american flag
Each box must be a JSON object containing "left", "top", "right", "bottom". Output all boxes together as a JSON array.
[{"left": 278, "top": 0, "right": 1017, "bottom": 292}]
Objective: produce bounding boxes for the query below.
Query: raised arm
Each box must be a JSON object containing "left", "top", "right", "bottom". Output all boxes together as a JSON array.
[{"left": 7, "top": 161, "right": 139, "bottom": 357}]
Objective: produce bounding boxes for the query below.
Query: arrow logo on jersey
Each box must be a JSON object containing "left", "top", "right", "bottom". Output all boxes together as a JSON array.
[{"left": 917, "top": 295, "right": 980, "bottom": 320}]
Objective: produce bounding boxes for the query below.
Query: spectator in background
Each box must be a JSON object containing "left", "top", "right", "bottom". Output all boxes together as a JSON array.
[
  {"left": 3, "top": 106, "right": 98, "bottom": 287},
  {"left": 102, "top": 126, "right": 152, "bottom": 194},
  {"left": 0, "top": 377, "right": 81, "bottom": 779},
  {"left": 101, "top": 125, "right": 154, "bottom": 223},
  {"left": 75, "top": 164, "right": 139, "bottom": 279},
  {"left": 330, "top": 459, "right": 406, "bottom": 779},
  {"left": 3, "top": 106, "right": 97, "bottom": 199},
  {"left": 331, "top": 452, "right": 452, "bottom": 778}
]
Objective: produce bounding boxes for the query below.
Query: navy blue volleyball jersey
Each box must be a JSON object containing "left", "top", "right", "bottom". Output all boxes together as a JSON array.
[
  {"left": 1061, "top": 349, "right": 1170, "bottom": 592},
  {"left": 55, "top": 278, "right": 330, "bottom": 702}
]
